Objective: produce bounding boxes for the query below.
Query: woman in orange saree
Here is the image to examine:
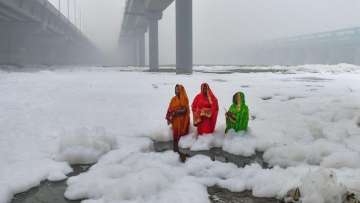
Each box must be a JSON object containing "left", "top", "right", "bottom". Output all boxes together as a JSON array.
[{"left": 166, "top": 84, "right": 190, "bottom": 152}]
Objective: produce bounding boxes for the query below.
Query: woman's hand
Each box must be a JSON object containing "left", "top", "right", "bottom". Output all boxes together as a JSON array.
[
  {"left": 174, "top": 107, "right": 186, "bottom": 116},
  {"left": 200, "top": 108, "right": 212, "bottom": 118},
  {"left": 226, "top": 112, "right": 236, "bottom": 122}
]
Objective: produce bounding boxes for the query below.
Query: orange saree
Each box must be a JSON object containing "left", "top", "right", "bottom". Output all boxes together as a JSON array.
[{"left": 166, "top": 85, "right": 190, "bottom": 141}]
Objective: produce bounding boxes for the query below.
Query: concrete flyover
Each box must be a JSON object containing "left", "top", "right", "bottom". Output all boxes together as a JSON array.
[
  {"left": 0, "top": 0, "right": 100, "bottom": 66},
  {"left": 254, "top": 27, "right": 360, "bottom": 66},
  {"left": 119, "top": 0, "right": 193, "bottom": 74}
]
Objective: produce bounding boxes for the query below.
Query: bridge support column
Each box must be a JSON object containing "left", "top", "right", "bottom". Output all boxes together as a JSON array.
[
  {"left": 5, "top": 30, "right": 13, "bottom": 65},
  {"left": 0, "top": 32, "right": 8, "bottom": 64},
  {"left": 147, "top": 12, "right": 161, "bottom": 71},
  {"left": 132, "top": 38, "right": 138, "bottom": 66},
  {"left": 176, "top": 0, "right": 193, "bottom": 74},
  {"left": 355, "top": 48, "right": 360, "bottom": 65},
  {"left": 148, "top": 18, "right": 159, "bottom": 71},
  {"left": 138, "top": 33, "right": 145, "bottom": 67}
]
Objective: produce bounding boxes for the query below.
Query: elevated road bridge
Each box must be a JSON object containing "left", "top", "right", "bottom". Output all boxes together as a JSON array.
[
  {"left": 256, "top": 27, "right": 360, "bottom": 65},
  {"left": 0, "top": 0, "right": 100, "bottom": 66},
  {"left": 119, "top": 0, "right": 193, "bottom": 74}
]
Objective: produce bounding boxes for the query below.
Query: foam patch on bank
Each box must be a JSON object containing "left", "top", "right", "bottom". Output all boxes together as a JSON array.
[
  {"left": 179, "top": 129, "right": 267, "bottom": 157},
  {"left": 300, "top": 169, "right": 346, "bottom": 203},
  {"left": 2, "top": 65, "right": 360, "bottom": 203},
  {"left": 65, "top": 150, "right": 358, "bottom": 203},
  {"left": 0, "top": 159, "right": 72, "bottom": 203},
  {"left": 56, "top": 127, "right": 117, "bottom": 164}
]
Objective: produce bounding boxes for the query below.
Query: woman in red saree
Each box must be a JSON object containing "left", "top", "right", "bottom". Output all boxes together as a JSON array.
[
  {"left": 192, "top": 83, "right": 219, "bottom": 135},
  {"left": 166, "top": 84, "right": 190, "bottom": 152}
]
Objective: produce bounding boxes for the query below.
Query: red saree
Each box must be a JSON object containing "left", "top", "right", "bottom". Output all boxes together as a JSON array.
[{"left": 191, "top": 83, "right": 219, "bottom": 135}]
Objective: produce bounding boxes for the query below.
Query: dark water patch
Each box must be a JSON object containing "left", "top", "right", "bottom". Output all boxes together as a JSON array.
[
  {"left": 212, "top": 79, "right": 228, "bottom": 83},
  {"left": 154, "top": 141, "right": 175, "bottom": 153},
  {"left": 305, "top": 84, "right": 324, "bottom": 88},
  {"left": 197, "top": 70, "right": 235, "bottom": 74},
  {"left": 288, "top": 96, "right": 305, "bottom": 101},
  {"left": 113, "top": 67, "right": 286, "bottom": 75},
  {"left": 348, "top": 88, "right": 355, "bottom": 93},
  {"left": 0, "top": 65, "right": 55, "bottom": 73},
  {"left": 283, "top": 77, "right": 333, "bottom": 83},
  {"left": 208, "top": 186, "right": 280, "bottom": 203},
  {"left": 154, "top": 141, "right": 269, "bottom": 168},
  {"left": 161, "top": 82, "right": 175, "bottom": 86},
  {"left": 296, "top": 77, "right": 332, "bottom": 82},
  {"left": 145, "top": 68, "right": 176, "bottom": 73},
  {"left": 261, "top": 96, "right": 273, "bottom": 101},
  {"left": 11, "top": 165, "right": 91, "bottom": 203},
  {"left": 281, "top": 96, "right": 306, "bottom": 101},
  {"left": 196, "top": 68, "right": 286, "bottom": 74}
]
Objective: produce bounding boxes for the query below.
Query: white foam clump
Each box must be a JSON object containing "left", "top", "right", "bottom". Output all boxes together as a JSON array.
[
  {"left": 0, "top": 159, "right": 72, "bottom": 203},
  {"left": 290, "top": 63, "right": 360, "bottom": 74},
  {"left": 145, "top": 127, "right": 173, "bottom": 142},
  {"left": 321, "top": 151, "right": 360, "bottom": 169},
  {"left": 179, "top": 129, "right": 263, "bottom": 157},
  {"left": 222, "top": 131, "right": 260, "bottom": 156},
  {"left": 179, "top": 132, "right": 224, "bottom": 151},
  {"left": 65, "top": 152, "right": 209, "bottom": 203},
  {"left": 65, "top": 148, "right": 358, "bottom": 203},
  {"left": 300, "top": 169, "right": 346, "bottom": 203},
  {"left": 57, "top": 127, "right": 117, "bottom": 164},
  {"left": 263, "top": 139, "right": 360, "bottom": 169}
]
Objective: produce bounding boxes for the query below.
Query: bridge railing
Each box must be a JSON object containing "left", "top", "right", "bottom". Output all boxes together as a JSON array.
[
  {"left": 272, "top": 27, "right": 360, "bottom": 46},
  {"left": 1, "top": 0, "right": 92, "bottom": 45}
]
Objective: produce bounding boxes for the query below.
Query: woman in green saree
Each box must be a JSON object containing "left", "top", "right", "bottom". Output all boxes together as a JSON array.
[{"left": 225, "top": 92, "right": 249, "bottom": 134}]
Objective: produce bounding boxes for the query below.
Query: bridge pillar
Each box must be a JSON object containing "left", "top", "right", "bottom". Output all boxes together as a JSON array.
[
  {"left": 0, "top": 32, "right": 8, "bottom": 64},
  {"left": 176, "top": 0, "right": 193, "bottom": 74},
  {"left": 138, "top": 33, "right": 145, "bottom": 67},
  {"left": 355, "top": 48, "right": 360, "bottom": 65},
  {"left": 132, "top": 38, "right": 138, "bottom": 66},
  {"left": 147, "top": 12, "right": 162, "bottom": 71}
]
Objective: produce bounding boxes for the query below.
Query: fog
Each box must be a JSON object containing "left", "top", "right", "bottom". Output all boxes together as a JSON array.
[
  {"left": 48, "top": 0, "right": 124, "bottom": 56},
  {"left": 49, "top": 0, "right": 360, "bottom": 65}
]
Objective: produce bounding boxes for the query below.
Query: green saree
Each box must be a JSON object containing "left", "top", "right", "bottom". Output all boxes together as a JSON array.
[{"left": 225, "top": 92, "right": 249, "bottom": 133}]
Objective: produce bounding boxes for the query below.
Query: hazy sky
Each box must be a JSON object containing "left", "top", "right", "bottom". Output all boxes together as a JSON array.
[
  {"left": 49, "top": 0, "right": 360, "bottom": 64},
  {"left": 48, "top": 0, "right": 125, "bottom": 54}
]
